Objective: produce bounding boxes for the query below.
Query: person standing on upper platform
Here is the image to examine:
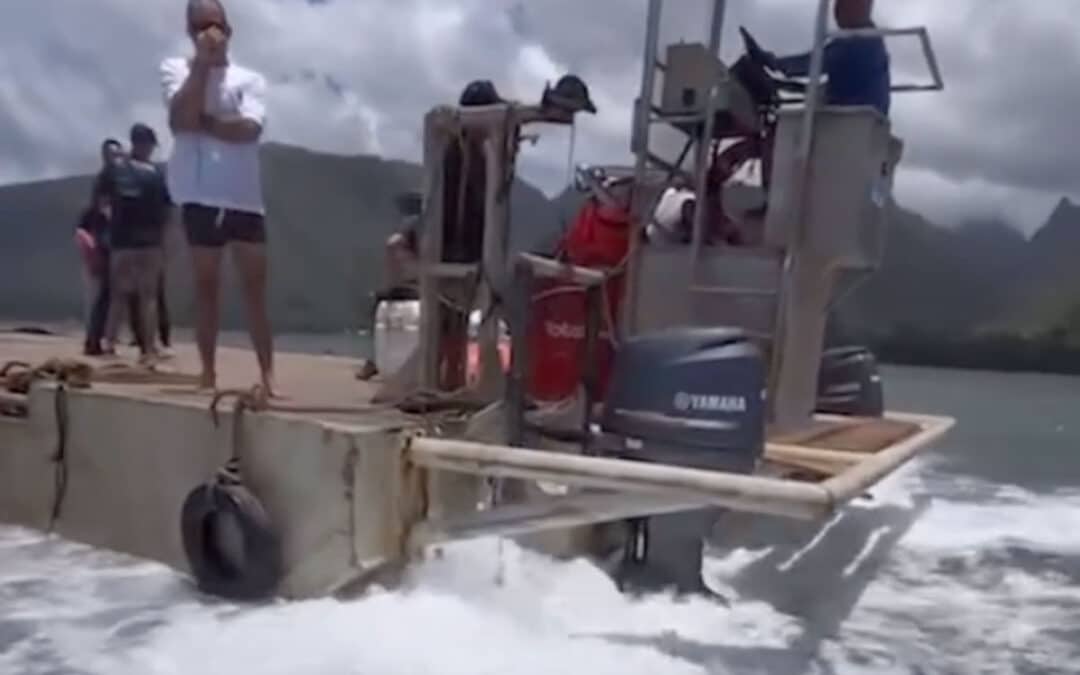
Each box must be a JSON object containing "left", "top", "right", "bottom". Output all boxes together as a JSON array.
[
  {"left": 160, "top": 0, "right": 275, "bottom": 395},
  {"left": 764, "top": 0, "right": 891, "bottom": 117}
]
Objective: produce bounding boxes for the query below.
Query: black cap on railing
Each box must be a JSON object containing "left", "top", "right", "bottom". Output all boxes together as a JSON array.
[{"left": 542, "top": 74, "right": 597, "bottom": 115}]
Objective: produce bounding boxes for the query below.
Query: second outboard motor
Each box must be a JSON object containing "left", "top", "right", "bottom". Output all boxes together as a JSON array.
[
  {"left": 600, "top": 327, "right": 765, "bottom": 597},
  {"left": 816, "top": 346, "right": 884, "bottom": 418}
]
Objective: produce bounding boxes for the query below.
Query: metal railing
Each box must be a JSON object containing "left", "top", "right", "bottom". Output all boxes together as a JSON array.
[
  {"left": 619, "top": 0, "right": 945, "bottom": 420},
  {"left": 771, "top": 2, "right": 946, "bottom": 404}
]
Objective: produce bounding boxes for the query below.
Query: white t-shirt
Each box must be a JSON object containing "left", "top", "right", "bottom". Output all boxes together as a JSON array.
[
  {"left": 160, "top": 57, "right": 267, "bottom": 215},
  {"left": 648, "top": 187, "right": 696, "bottom": 242}
]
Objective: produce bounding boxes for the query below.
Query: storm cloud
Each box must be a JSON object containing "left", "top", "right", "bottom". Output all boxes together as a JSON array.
[{"left": 0, "top": 0, "right": 1074, "bottom": 232}]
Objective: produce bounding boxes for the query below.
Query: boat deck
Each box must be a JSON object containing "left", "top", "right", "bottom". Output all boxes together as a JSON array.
[
  {"left": 0, "top": 330, "right": 953, "bottom": 598},
  {"left": 0, "top": 331, "right": 411, "bottom": 429},
  {"left": 1, "top": 330, "right": 924, "bottom": 457},
  {"left": 773, "top": 415, "right": 922, "bottom": 454}
]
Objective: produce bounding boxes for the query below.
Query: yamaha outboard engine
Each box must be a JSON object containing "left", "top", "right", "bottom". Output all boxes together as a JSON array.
[
  {"left": 600, "top": 327, "right": 765, "bottom": 596},
  {"left": 816, "top": 346, "right": 884, "bottom": 418}
]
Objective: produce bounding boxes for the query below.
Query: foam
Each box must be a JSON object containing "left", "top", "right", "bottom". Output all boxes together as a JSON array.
[
  {"left": 3, "top": 457, "right": 1080, "bottom": 674},
  {"left": 900, "top": 480, "right": 1080, "bottom": 554},
  {"left": 0, "top": 529, "right": 798, "bottom": 675}
]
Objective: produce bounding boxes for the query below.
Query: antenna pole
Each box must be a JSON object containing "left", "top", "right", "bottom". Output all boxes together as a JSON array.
[
  {"left": 621, "top": 0, "right": 664, "bottom": 336},
  {"left": 688, "top": 0, "right": 727, "bottom": 268}
]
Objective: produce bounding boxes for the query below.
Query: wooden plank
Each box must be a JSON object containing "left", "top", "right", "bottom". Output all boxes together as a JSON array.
[
  {"left": 772, "top": 416, "right": 922, "bottom": 454},
  {"left": 805, "top": 418, "right": 921, "bottom": 454},
  {"left": 823, "top": 414, "right": 954, "bottom": 501}
]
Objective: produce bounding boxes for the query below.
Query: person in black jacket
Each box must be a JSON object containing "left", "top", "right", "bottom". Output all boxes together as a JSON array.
[
  {"left": 84, "top": 138, "right": 154, "bottom": 355},
  {"left": 98, "top": 124, "right": 173, "bottom": 362}
]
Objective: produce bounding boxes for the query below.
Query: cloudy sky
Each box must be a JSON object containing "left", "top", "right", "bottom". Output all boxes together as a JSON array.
[{"left": 1, "top": 0, "right": 1075, "bottom": 232}]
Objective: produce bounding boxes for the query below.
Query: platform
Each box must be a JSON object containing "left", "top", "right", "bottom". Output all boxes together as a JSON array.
[
  {"left": 0, "top": 331, "right": 408, "bottom": 426},
  {"left": 0, "top": 331, "right": 953, "bottom": 600},
  {"left": 0, "top": 331, "right": 437, "bottom": 599}
]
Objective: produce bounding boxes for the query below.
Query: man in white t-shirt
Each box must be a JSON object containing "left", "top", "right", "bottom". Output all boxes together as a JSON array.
[
  {"left": 161, "top": 0, "right": 275, "bottom": 395},
  {"left": 648, "top": 187, "right": 696, "bottom": 244}
]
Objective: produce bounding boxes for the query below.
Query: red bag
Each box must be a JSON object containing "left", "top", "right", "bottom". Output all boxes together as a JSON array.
[
  {"left": 559, "top": 198, "right": 632, "bottom": 269},
  {"left": 526, "top": 197, "right": 631, "bottom": 402}
]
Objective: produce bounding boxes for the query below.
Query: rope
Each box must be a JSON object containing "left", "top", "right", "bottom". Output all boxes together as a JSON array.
[
  {"left": 2, "top": 358, "right": 93, "bottom": 395},
  {"left": 0, "top": 361, "right": 31, "bottom": 378},
  {"left": 215, "top": 393, "right": 249, "bottom": 487},
  {"left": 48, "top": 384, "right": 69, "bottom": 531},
  {"left": 207, "top": 382, "right": 483, "bottom": 431}
]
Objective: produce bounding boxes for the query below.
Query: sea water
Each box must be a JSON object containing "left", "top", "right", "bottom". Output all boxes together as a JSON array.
[{"left": 2, "top": 345, "right": 1079, "bottom": 674}]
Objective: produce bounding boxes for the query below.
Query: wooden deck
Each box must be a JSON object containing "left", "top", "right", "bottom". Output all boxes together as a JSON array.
[
  {"left": 1, "top": 328, "right": 932, "bottom": 463},
  {"left": 0, "top": 328, "right": 954, "bottom": 576},
  {"left": 0, "top": 330, "right": 410, "bottom": 428},
  {"left": 772, "top": 415, "right": 922, "bottom": 455}
]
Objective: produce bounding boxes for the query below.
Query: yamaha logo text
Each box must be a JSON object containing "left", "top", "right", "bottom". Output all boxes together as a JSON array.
[{"left": 673, "top": 392, "right": 748, "bottom": 413}]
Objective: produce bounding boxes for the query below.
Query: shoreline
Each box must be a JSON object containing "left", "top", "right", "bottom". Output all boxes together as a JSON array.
[{"left": 4, "top": 321, "right": 1079, "bottom": 380}]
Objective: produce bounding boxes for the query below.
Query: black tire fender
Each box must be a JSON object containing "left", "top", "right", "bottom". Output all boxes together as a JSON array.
[{"left": 180, "top": 482, "right": 283, "bottom": 601}]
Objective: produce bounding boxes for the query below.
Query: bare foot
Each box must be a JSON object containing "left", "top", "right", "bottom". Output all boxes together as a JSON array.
[
  {"left": 261, "top": 372, "right": 284, "bottom": 400},
  {"left": 197, "top": 371, "right": 216, "bottom": 393}
]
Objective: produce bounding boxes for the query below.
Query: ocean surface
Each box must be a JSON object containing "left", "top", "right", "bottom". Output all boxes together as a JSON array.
[{"left": 2, "top": 331, "right": 1079, "bottom": 674}]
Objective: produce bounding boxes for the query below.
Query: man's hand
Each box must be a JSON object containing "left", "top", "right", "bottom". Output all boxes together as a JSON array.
[{"left": 194, "top": 26, "right": 228, "bottom": 67}]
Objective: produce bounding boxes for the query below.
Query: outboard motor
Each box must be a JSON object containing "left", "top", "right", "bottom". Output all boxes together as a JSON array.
[
  {"left": 816, "top": 346, "right": 884, "bottom": 418},
  {"left": 600, "top": 327, "right": 765, "bottom": 596}
]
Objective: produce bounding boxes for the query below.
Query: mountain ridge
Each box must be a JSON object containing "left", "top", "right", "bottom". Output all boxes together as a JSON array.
[{"left": 1, "top": 142, "right": 1077, "bottom": 350}]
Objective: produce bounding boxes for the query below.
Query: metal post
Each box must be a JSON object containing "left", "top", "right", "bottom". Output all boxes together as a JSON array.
[
  {"left": 795, "top": 0, "right": 831, "bottom": 208},
  {"left": 765, "top": 0, "right": 830, "bottom": 419},
  {"left": 688, "top": 0, "right": 728, "bottom": 269},
  {"left": 479, "top": 132, "right": 510, "bottom": 394},
  {"left": 418, "top": 110, "right": 450, "bottom": 391},
  {"left": 505, "top": 259, "right": 533, "bottom": 448},
  {"left": 581, "top": 284, "right": 602, "bottom": 454},
  {"left": 621, "top": 0, "right": 664, "bottom": 337}
]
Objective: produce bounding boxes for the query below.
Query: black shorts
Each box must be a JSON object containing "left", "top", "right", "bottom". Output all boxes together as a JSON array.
[{"left": 182, "top": 203, "right": 267, "bottom": 247}]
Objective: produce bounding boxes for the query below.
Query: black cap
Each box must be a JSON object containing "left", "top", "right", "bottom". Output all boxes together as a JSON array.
[
  {"left": 459, "top": 80, "right": 506, "bottom": 107},
  {"left": 543, "top": 74, "right": 597, "bottom": 114},
  {"left": 130, "top": 123, "right": 158, "bottom": 146}
]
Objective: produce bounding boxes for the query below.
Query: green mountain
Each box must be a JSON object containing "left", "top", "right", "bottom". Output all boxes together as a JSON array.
[
  {"left": 0, "top": 143, "right": 561, "bottom": 333},
  {"left": 834, "top": 206, "right": 1031, "bottom": 338},
  {"left": 834, "top": 199, "right": 1080, "bottom": 347},
  {"left": 1, "top": 143, "right": 1077, "bottom": 354}
]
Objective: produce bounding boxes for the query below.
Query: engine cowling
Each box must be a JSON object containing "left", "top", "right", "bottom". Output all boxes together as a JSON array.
[
  {"left": 816, "top": 345, "right": 884, "bottom": 418},
  {"left": 601, "top": 327, "right": 765, "bottom": 473}
]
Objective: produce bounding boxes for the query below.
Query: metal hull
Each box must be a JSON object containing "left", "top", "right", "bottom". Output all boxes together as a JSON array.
[{"left": 0, "top": 333, "right": 951, "bottom": 599}]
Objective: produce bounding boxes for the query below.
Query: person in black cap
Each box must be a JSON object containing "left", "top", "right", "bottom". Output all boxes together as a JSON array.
[
  {"left": 97, "top": 123, "right": 173, "bottom": 362},
  {"left": 129, "top": 123, "right": 174, "bottom": 352},
  {"left": 380, "top": 79, "right": 506, "bottom": 293}
]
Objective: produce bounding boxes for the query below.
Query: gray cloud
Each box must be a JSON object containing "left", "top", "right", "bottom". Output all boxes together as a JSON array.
[{"left": 0, "top": 0, "right": 1074, "bottom": 232}]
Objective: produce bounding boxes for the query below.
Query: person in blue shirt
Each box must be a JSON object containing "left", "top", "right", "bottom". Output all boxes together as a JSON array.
[{"left": 768, "top": 0, "right": 891, "bottom": 117}]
